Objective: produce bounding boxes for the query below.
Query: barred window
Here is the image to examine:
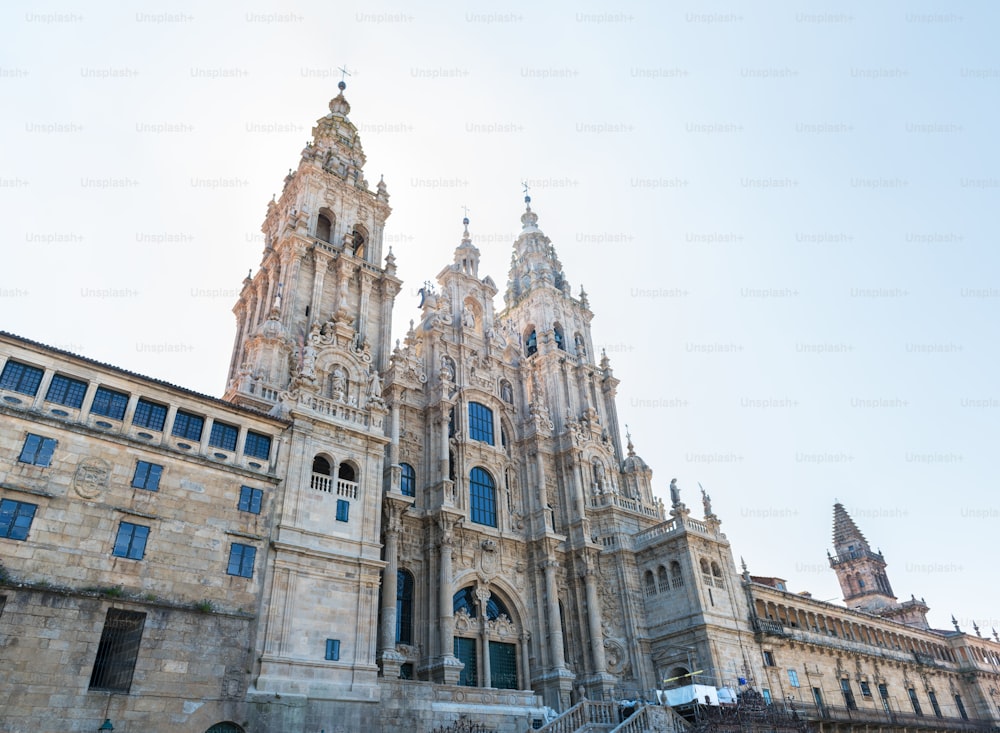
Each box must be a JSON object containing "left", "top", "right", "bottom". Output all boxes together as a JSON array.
[
  {"left": 113, "top": 521, "right": 149, "bottom": 560},
  {"left": 400, "top": 463, "right": 416, "bottom": 497},
  {"left": 45, "top": 374, "right": 88, "bottom": 408},
  {"left": 243, "top": 430, "right": 271, "bottom": 459},
  {"left": 132, "top": 398, "right": 167, "bottom": 431},
  {"left": 468, "top": 401, "right": 494, "bottom": 445},
  {"left": 238, "top": 486, "right": 263, "bottom": 514},
  {"left": 209, "top": 421, "right": 239, "bottom": 451},
  {"left": 89, "top": 609, "right": 146, "bottom": 692},
  {"left": 171, "top": 410, "right": 204, "bottom": 441},
  {"left": 90, "top": 386, "right": 129, "bottom": 420},
  {"left": 227, "top": 543, "right": 256, "bottom": 578},
  {"left": 131, "top": 461, "right": 162, "bottom": 491},
  {"left": 0, "top": 360, "right": 44, "bottom": 396},
  {"left": 19, "top": 433, "right": 56, "bottom": 467},
  {"left": 0, "top": 498, "right": 37, "bottom": 541}
]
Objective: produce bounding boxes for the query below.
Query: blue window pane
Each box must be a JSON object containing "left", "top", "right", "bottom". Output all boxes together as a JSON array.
[
  {"left": 336, "top": 499, "right": 350, "bottom": 522},
  {"left": 113, "top": 522, "right": 149, "bottom": 560},
  {"left": 171, "top": 410, "right": 204, "bottom": 441},
  {"left": 131, "top": 461, "right": 162, "bottom": 491},
  {"left": 0, "top": 360, "right": 44, "bottom": 396},
  {"left": 90, "top": 387, "right": 129, "bottom": 420},
  {"left": 239, "top": 486, "right": 263, "bottom": 514},
  {"left": 45, "top": 374, "right": 88, "bottom": 408},
  {"left": 19, "top": 434, "right": 56, "bottom": 466},
  {"left": 0, "top": 499, "right": 38, "bottom": 540},
  {"left": 243, "top": 431, "right": 271, "bottom": 459},
  {"left": 400, "top": 463, "right": 415, "bottom": 497},
  {"left": 470, "top": 467, "right": 497, "bottom": 527},
  {"left": 209, "top": 422, "right": 238, "bottom": 451},
  {"left": 227, "top": 543, "right": 256, "bottom": 577},
  {"left": 132, "top": 399, "right": 167, "bottom": 431},
  {"left": 468, "top": 402, "right": 494, "bottom": 445}
]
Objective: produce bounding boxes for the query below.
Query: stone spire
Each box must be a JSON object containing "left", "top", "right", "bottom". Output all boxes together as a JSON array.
[
  {"left": 832, "top": 501, "right": 871, "bottom": 554},
  {"left": 828, "top": 503, "right": 896, "bottom": 612},
  {"left": 504, "top": 195, "right": 571, "bottom": 306}
]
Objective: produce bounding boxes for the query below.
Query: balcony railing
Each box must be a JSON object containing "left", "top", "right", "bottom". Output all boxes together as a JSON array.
[
  {"left": 788, "top": 700, "right": 992, "bottom": 732},
  {"left": 829, "top": 548, "right": 885, "bottom": 566},
  {"left": 310, "top": 473, "right": 359, "bottom": 499}
]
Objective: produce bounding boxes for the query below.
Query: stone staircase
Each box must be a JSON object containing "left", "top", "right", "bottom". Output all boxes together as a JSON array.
[{"left": 537, "top": 701, "right": 691, "bottom": 733}]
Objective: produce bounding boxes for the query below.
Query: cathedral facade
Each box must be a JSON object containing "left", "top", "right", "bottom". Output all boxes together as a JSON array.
[{"left": 1, "top": 86, "right": 999, "bottom": 733}]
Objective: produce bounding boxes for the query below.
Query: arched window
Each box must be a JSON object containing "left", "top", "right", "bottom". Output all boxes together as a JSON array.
[
  {"left": 338, "top": 463, "right": 356, "bottom": 483},
  {"left": 644, "top": 570, "right": 656, "bottom": 597},
  {"left": 468, "top": 402, "right": 494, "bottom": 445},
  {"left": 311, "top": 455, "right": 332, "bottom": 492},
  {"left": 397, "top": 570, "right": 414, "bottom": 644},
  {"left": 554, "top": 325, "right": 565, "bottom": 351},
  {"left": 453, "top": 586, "right": 510, "bottom": 621},
  {"left": 670, "top": 561, "right": 684, "bottom": 588},
  {"left": 711, "top": 561, "right": 724, "bottom": 588},
  {"left": 525, "top": 329, "right": 537, "bottom": 357},
  {"left": 657, "top": 565, "right": 670, "bottom": 593},
  {"left": 352, "top": 225, "right": 368, "bottom": 259},
  {"left": 470, "top": 467, "right": 497, "bottom": 527},
  {"left": 316, "top": 213, "right": 332, "bottom": 242},
  {"left": 400, "top": 462, "right": 415, "bottom": 497}
]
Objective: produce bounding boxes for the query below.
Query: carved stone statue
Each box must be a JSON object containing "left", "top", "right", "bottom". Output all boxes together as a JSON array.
[
  {"left": 462, "top": 305, "right": 475, "bottom": 328},
  {"left": 330, "top": 366, "right": 346, "bottom": 401},
  {"left": 670, "top": 478, "right": 681, "bottom": 507}
]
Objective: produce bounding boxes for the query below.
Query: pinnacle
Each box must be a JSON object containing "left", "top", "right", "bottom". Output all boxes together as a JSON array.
[{"left": 832, "top": 502, "right": 870, "bottom": 551}]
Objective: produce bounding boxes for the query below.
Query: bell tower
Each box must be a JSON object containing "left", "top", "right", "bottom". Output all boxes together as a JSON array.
[
  {"left": 224, "top": 84, "right": 402, "bottom": 722},
  {"left": 828, "top": 502, "right": 897, "bottom": 611},
  {"left": 225, "top": 80, "right": 399, "bottom": 412}
]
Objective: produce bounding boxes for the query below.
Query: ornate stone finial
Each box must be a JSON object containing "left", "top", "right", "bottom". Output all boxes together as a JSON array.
[
  {"left": 974, "top": 621, "right": 982, "bottom": 637},
  {"left": 329, "top": 67, "right": 352, "bottom": 116},
  {"left": 377, "top": 174, "right": 388, "bottom": 200},
  {"left": 625, "top": 424, "right": 635, "bottom": 456},
  {"left": 952, "top": 615, "right": 961, "bottom": 632},
  {"left": 993, "top": 627, "right": 999, "bottom": 643},
  {"left": 579, "top": 285, "right": 589, "bottom": 308}
]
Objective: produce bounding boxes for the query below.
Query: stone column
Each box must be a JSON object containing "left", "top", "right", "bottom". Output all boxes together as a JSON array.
[
  {"left": 477, "top": 586, "right": 492, "bottom": 688},
  {"left": 583, "top": 565, "right": 607, "bottom": 674},
  {"left": 520, "top": 631, "right": 532, "bottom": 691},
  {"left": 388, "top": 399, "right": 400, "bottom": 469},
  {"left": 434, "top": 516, "right": 462, "bottom": 684},
  {"left": 379, "top": 504, "right": 404, "bottom": 678},
  {"left": 543, "top": 560, "right": 566, "bottom": 670}
]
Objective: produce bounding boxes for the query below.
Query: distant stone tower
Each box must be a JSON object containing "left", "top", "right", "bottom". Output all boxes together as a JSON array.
[
  {"left": 829, "top": 502, "right": 897, "bottom": 612},
  {"left": 223, "top": 83, "right": 402, "bottom": 726},
  {"left": 828, "top": 502, "right": 932, "bottom": 628}
]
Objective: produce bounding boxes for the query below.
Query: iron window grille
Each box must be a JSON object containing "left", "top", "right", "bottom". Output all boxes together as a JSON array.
[{"left": 89, "top": 609, "right": 146, "bottom": 692}]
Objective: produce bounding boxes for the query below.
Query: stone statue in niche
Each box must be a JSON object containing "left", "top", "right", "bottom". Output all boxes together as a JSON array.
[
  {"left": 462, "top": 305, "right": 476, "bottom": 328},
  {"left": 330, "top": 366, "right": 347, "bottom": 401}
]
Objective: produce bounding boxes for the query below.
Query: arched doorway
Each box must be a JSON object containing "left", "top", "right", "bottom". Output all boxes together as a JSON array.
[{"left": 453, "top": 585, "right": 522, "bottom": 690}]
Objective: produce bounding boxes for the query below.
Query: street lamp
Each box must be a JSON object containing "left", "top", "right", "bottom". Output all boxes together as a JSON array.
[{"left": 98, "top": 720, "right": 114, "bottom": 731}]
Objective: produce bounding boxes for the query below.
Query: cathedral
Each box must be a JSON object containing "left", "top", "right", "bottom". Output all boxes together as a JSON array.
[{"left": 1, "top": 85, "right": 998, "bottom": 733}]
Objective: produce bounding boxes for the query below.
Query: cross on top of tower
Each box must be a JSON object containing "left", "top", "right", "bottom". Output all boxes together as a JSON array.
[
  {"left": 338, "top": 65, "right": 353, "bottom": 91},
  {"left": 521, "top": 181, "right": 531, "bottom": 206}
]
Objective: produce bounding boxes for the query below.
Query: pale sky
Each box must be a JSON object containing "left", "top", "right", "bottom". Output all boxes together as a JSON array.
[{"left": 2, "top": 1, "right": 998, "bottom": 634}]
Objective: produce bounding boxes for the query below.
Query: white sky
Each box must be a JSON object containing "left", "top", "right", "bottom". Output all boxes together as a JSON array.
[{"left": 2, "top": 1, "right": 998, "bottom": 634}]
